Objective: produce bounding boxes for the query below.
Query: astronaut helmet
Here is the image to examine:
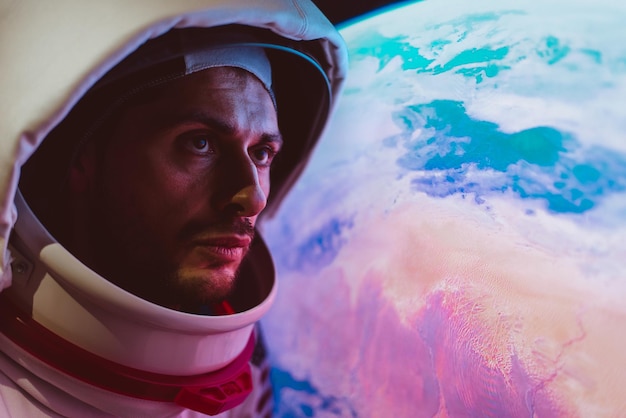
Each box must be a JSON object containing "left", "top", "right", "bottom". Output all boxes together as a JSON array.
[{"left": 0, "top": 3, "right": 346, "bottom": 415}]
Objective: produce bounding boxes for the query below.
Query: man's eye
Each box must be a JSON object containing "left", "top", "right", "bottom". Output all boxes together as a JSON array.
[
  {"left": 180, "top": 134, "right": 214, "bottom": 155},
  {"left": 251, "top": 146, "right": 277, "bottom": 166},
  {"left": 191, "top": 137, "right": 209, "bottom": 151}
]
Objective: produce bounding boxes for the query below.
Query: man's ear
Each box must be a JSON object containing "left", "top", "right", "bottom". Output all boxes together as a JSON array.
[{"left": 68, "top": 141, "right": 97, "bottom": 194}]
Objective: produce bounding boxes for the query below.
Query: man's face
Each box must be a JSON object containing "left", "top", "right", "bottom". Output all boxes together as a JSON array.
[{"left": 74, "top": 67, "right": 281, "bottom": 312}]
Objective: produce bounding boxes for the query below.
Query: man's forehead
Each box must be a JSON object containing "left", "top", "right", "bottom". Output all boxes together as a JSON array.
[
  {"left": 146, "top": 67, "right": 276, "bottom": 110},
  {"left": 121, "top": 68, "right": 281, "bottom": 138},
  {"left": 165, "top": 66, "right": 270, "bottom": 92}
]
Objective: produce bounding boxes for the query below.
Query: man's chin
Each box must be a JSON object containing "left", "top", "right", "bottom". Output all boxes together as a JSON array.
[{"left": 172, "top": 266, "right": 238, "bottom": 310}]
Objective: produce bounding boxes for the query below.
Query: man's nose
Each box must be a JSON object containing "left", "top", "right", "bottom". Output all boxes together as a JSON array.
[{"left": 218, "top": 158, "right": 267, "bottom": 217}]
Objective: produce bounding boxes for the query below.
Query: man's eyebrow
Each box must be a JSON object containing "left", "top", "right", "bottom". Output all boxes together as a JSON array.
[
  {"left": 260, "top": 132, "right": 284, "bottom": 148},
  {"left": 162, "top": 111, "right": 283, "bottom": 146},
  {"left": 170, "top": 111, "right": 233, "bottom": 133}
]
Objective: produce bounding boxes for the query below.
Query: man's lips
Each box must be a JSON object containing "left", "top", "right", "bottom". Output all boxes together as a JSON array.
[{"left": 191, "top": 234, "right": 252, "bottom": 262}]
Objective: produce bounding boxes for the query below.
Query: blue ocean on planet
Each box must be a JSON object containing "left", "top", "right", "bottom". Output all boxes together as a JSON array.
[
  {"left": 392, "top": 99, "right": 626, "bottom": 214},
  {"left": 347, "top": 3, "right": 626, "bottom": 216}
]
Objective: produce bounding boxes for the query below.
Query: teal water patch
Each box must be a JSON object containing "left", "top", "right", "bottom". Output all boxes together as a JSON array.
[
  {"left": 430, "top": 39, "right": 453, "bottom": 50},
  {"left": 432, "top": 46, "right": 510, "bottom": 73},
  {"left": 350, "top": 31, "right": 511, "bottom": 83},
  {"left": 391, "top": 100, "right": 626, "bottom": 214},
  {"left": 456, "top": 63, "right": 507, "bottom": 83},
  {"left": 271, "top": 368, "right": 357, "bottom": 418},
  {"left": 538, "top": 36, "right": 571, "bottom": 65},
  {"left": 349, "top": 31, "right": 434, "bottom": 72},
  {"left": 346, "top": 9, "right": 522, "bottom": 81},
  {"left": 349, "top": 31, "right": 510, "bottom": 82},
  {"left": 580, "top": 48, "right": 602, "bottom": 64},
  {"left": 435, "top": 46, "right": 511, "bottom": 83}
]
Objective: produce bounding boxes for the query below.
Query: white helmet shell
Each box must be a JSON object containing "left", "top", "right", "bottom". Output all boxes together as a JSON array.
[{"left": 8, "top": 191, "right": 275, "bottom": 376}]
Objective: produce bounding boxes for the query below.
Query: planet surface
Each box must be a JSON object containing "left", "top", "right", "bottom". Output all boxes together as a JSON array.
[{"left": 262, "top": 0, "right": 626, "bottom": 416}]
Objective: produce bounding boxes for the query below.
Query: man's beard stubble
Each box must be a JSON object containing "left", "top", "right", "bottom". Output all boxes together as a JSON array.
[
  {"left": 88, "top": 193, "right": 255, "bottom": 312},
  {"left": 169, "top": 217, "right": 256, "bottom": 312}
]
